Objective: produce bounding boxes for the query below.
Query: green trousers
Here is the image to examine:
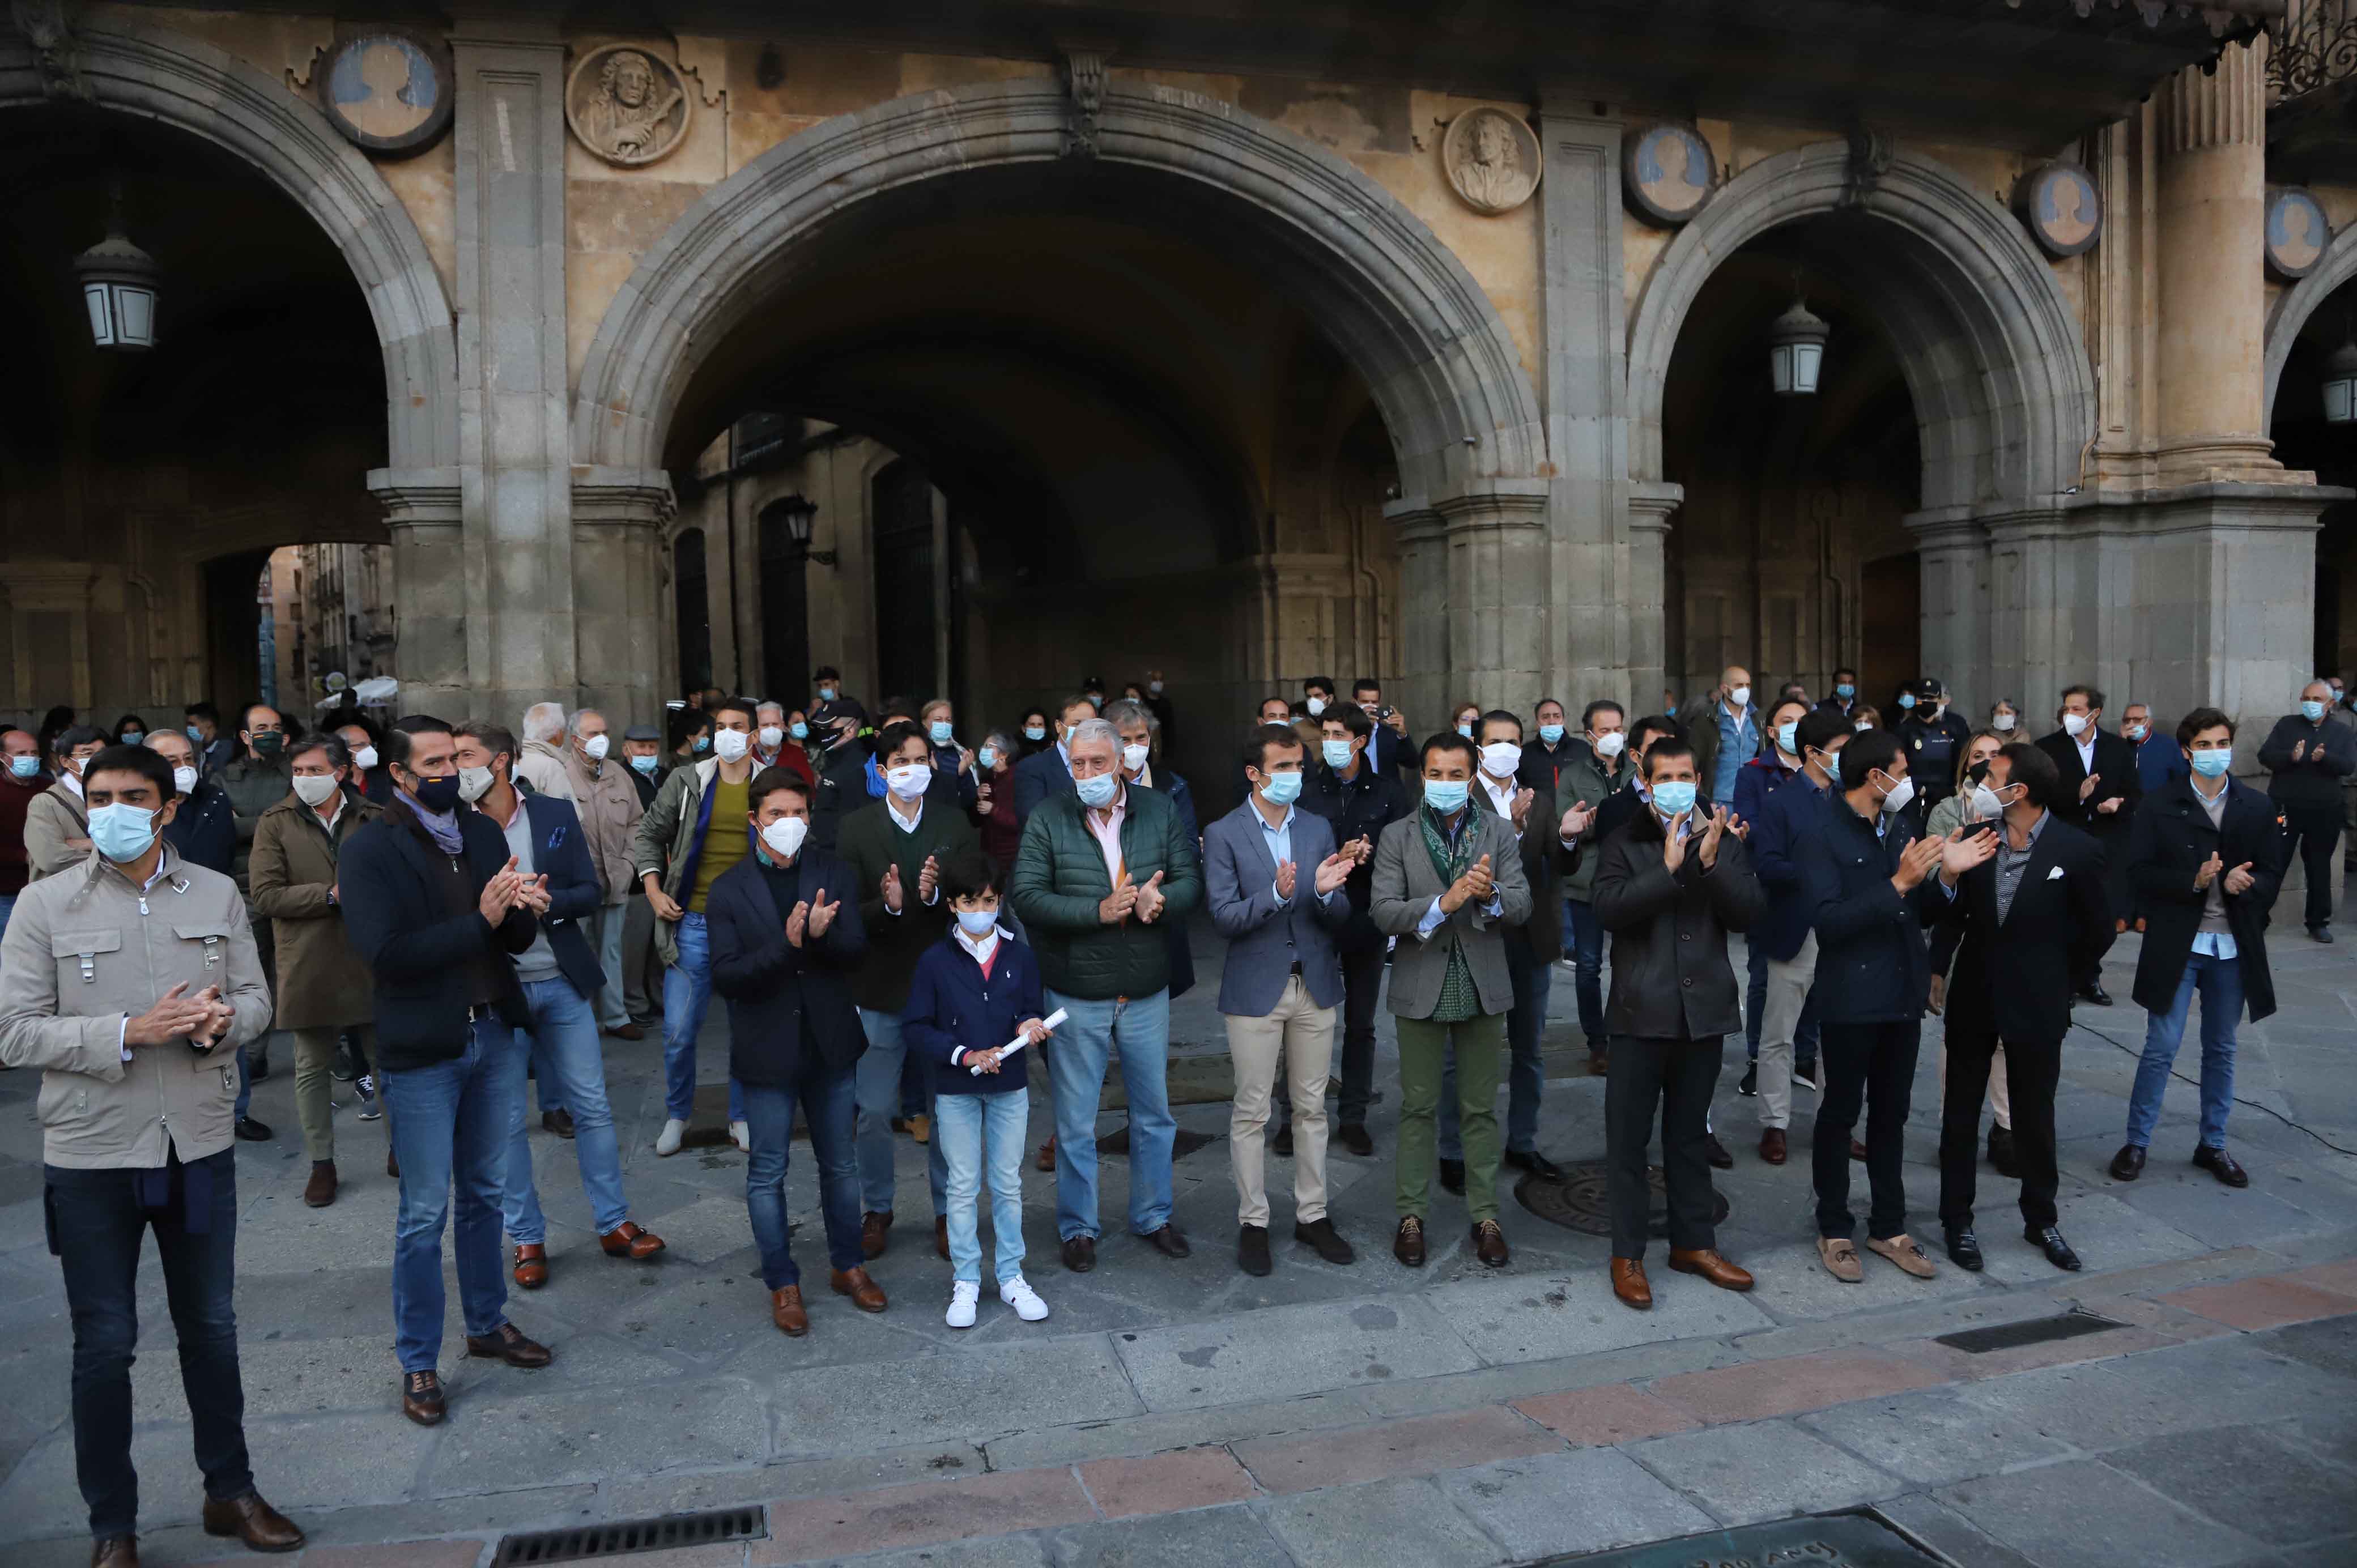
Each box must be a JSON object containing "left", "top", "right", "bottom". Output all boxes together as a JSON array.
[
  {"left": 292, "top": 1023, "right": 379, "bottom": 1164},
  {"left": 1395, "top": 1013, "right": 1505, "bottom": 1223}
]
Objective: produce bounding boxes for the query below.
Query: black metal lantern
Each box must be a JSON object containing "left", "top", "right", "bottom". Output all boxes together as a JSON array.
[{"left": 75, "top": 179, "right": 159, "bottom": 351}]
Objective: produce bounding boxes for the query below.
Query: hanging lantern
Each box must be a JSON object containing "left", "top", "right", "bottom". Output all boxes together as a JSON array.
[
  {"left": 75, "top": 179, "right": 159, "bottom": 351},
  {"left": 1768, "top": 296, "right": 1828, "bottom": 397},
  {"left": 2324, "top": 340, "right": 2357, "bottom": 425}
]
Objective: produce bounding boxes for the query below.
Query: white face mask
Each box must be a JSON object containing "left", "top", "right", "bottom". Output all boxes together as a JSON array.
[
  {"left": 172, "top": 765, "right": 199, "bottom": 797},
  {"left": 2062, "top": 712, "right": 2091, "bottom": 738},
  {"left": 712, "top": 728, "right": 750, "bottom": 762},
  {"left": 1877, "top": 773, "right": 1916, "bottom": 815},
  {"left": 1592, "top": 730, "right": 1627, "bottom": 759},
  {"left": 292, "top": 774, "right": 340, "bottom": 807},
  {"left": 1121, "top": 742, "right": 1151, "bottom": 774},
  {"left": 457, "top": 766, "right": 496, "bottom": 804},
  {"left": 1970, "top": 782, "right": 2007, "bottom": 820},
  {"left": 886, "top": 763, "right": 930, "bottom": 801},
  {"left": 582, "top": 733, "right": 611, "bottom": 761},
  {"left": 1305, "top": 696, "right": 1326, "bottom": 717},
  {"left": 1480, "top": 742, "right": 1522, "bottom": 779},
  {"left": 1728, "top": 685, "right": 1751, "bottom": 709},
  {"left": 352, "top": 744, "right": 380, "bottom": 770},
  {"left": 758, "top": 725, "right": 784, "bottom": 750},
  {"left": 1990, "top": 714, "right": 2015, "bottom": 733},
  {"left": 760, "top": 815, "right": 808, "bottom": 862}
]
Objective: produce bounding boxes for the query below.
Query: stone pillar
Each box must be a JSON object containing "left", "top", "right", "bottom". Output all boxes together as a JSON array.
[
  {"left": 367, "top": 470, "right": 466, "bottom": 719},
  {"left": 572, "top": 468, "right": 674, "bottom": 725},
  {"left": 1908, "top": 508, "right": 1990, "bottom": 712},
  {"left": 450, "top": 29, "right": 575, "bottom": 724},
  {"left": 1388, "top": 482, "right": 1551, "bottom": 720},
  {"left": 1624, "top": 482, "right": 1681, "bottom": 717},
  {"left": 2155, "top": 42, "right": 2278, "bottom": 484},
  {"left": 1387, "top": 501, "right": 1449, "bottom": 734}
]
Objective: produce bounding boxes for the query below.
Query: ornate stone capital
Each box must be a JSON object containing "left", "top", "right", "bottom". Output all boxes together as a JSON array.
[
  {"left": 366, "top": 467, "right": 462, "bottom": 530},
  {"left": 572, "top": 466, "right": 676, "bottom": 527},
  {"left": 2159, "top": 39, "right": 2265, "bottom": 152},
  {"left": 1428, "top": 479, "right": 1550, "bottom": 532},
  {"left": 1626, "top": 479, "right": 1684, "bottom": 536}
]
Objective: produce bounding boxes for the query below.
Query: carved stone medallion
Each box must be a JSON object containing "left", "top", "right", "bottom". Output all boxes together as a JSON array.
[
  {"left": 2010, "top": 161, "right": 2101, "bottom": 259},
  {"left": 1443, "top": 106, "right": 1541, "bottom": 216},
  {"left": 1622, "top": 123, "right": 1714, "bottom": 227},
  {"left": 2265, "top": 186, "right": 2331, "bottom": 282},
  {"left": 565, "top": 43, "right": 691, "bottom": 167},
  {"left": 316, "top": 31, "right": 452, "bottom": 156}
]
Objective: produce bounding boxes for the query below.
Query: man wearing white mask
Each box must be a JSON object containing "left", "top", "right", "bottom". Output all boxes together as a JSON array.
[
  {"left": 2036, "top": 685, "right": 2138, "bottom": 995},
  {"left": 148, "top": 729, "right": 237, "bottom": 879},
  {"left": 513, "top": 702, "right": 576, "bottom": 803},
  {"left": 837, "top": 721, "right": 977, "bottom": 1262},
  {"left": 563, "top": 708, "right": 645, "bottom": 1040},
  {"left": 632, "top": 696, "right": 764, "bottom": 1154},
  {"left": 1677, "top": 665, "right": 1758, "bottom": 810},
  {"left": 750, "top": 701, "right": 789, "bottom": 770},
  {"left": 25, "top": 724, "right": 106, "bottom": 881},
  {"left": 2258, "top": 679, "right": 2357, "bottom": 943},
  {"left": 919, "top": 698, "right": 980, "bottom": 812},
  {"left": 1301, "top": 676, "right": 1336, "bottom": 721}
]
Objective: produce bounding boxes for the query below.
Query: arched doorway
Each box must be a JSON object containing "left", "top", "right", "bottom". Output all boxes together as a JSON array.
[{"left": 2265, "top": 227, "right": 2357, "bottom": 680}]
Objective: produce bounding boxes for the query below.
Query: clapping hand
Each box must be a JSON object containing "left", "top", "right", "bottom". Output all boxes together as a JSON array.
[
  {"left": 1135, "top": 870, "right": 1168, "bottom": 924},
  {"left": 2195, "top": 851, "right": 2224, "bottom": 892},
  {"left": 808, "top": 889, "right": 840, "bottom": 936},
  {"left": 1443, "top": 854, "right": 1495, "bottom": 914},
  {"left": 2096, "top": 795, "right": 2123, "bottom": 816},
  {"left": 1697, "top": 805, "right": 1731, "bottom": 868},
  {"left": 1313, "top": 850, "right": 1353, "bottom": 896},
  {"left": 188, "top": 984, "right": 234, "bottom": 1047},
  {"left": 786, "top": 899, "right": 810, "bottom": 948},
  {"left": 1892, "top": 833, "right": 1945, "bottom": 893},
  {"left": 1275, "top": 858, "right": 1298, "bottom": 900},
  {"left": 476, "top": 856, "right": 524, "bottom": 923},
  {"left": 2222, "top": 860, "right": 2256, "bottom": 896},
  {"left": 1347, "top": 834, "right": 1375, "bottom": 866},
  {"left": 1662, "top": 817, "right": 1690, "bottom": 872},
  {"left": 1559, "top": 799, "right": 1594, "bottom": 839},
  {"left": 1099, "top": 879, "right": 1139, "bottom": 924},
  {"left": 2079, "top": 772, "right": 2101, "bottom": 803},
  {"left": 1939, "top": 825, "right": 1997, "bottom": 884},
  {"left": 917, "top": 854, "right": 939, "bottom": 905},
  {"left": 2293, "top": 739, "right": 2308, "bottom": 763},
  {"left": 882, "top": 862, "right": 904, "bottom": 913},
  {"left": 125, "top": 982, "right": 212, "bottom": 1048},
  {"left": 1511, "top": 787, "right": 1535, "bottom": 831},
  {"left": 513, "top": 874, "right": 552, "bottom": 914}
]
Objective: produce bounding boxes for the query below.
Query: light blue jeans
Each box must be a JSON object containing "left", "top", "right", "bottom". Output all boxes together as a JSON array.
[
  {"left": 854, "top": 1008, "right": 948, "bottom": 1218},
  {"left": 383, "top": 1016, "right": 518, "bottom": 1373},
  {"left": 501, "top": 976, "right": 631, "bottom": 1240},
  {"left": 938, "top": 1088, "right": 1029, "bottom": 1285},
  {"left": 661, "top": 912, "right": 744, "bottom": 1124},
  {"left": 1045, "top": 988, "right": 1175, "bottom": 1241},
  {"left": 2126, "top": 948, "right": 2245, "bottom": 1151}
]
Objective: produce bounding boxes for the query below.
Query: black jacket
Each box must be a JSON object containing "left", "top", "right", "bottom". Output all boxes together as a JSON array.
[
  {"left": 1301, "top": 759, "right": 1411, "bottom": 953},
  {"left": 2036, "top": 727, "right": 2141, "bottom": 845},
  {"left": 1471, "top": 778, "right": 1574, "bottom": 960},
  {"left": 1896, "top": 710, "right": 1971, "bottom": 808},
  {"left": 1591, "top": 809, "right": 1763, "bottom": 1041},
  {"left": 2256, "top": 714, "right": 2357, "bottom": 810},
  {"left": 163, "top": 782, "right": 237, "bottom": 878},
  {"left": 339, "top": 804, "right": 538, "bottom": 1070},
  {"left": 833, "top": 796, "right": 979, "bottom": 1013},
  {"left": 705, "top": 847, "right": 869, "bottom": 1086},
  {"left": 1934, "top": 811, "right": 2113, "bottom": 1045},
  {"left": 2127, "top": 776, "right": 2284, "bottom": 1021},
  {"left": 1799, "top": 793, "right": 1943, "bottom": 1024}
]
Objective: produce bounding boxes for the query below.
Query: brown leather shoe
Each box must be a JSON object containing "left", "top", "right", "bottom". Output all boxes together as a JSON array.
[
  {"left": 201, "top": 1492, "right": 304, "bottom": 1553},
  {"left": 1758, "top": 1128, "right": 1787, "bottom": 1166},
  {"left": 832, "top": 1266, "right": 888, "bottom": 1313},
  {"left": 512, "top": 1243, "right": 548, "bottom": 1290},
  {"left": 1668, "top": 1247, "right": 1755, "bottom": 1292},
  {"left": 1036, "top": 1135, "right": 1058, "bottom": 1173},
  {"left": 860, "top": 1210, "right": 892, "bottom": 1260},
  {"left": 1588, "top": 1049, "right": 1609, "bottom": 1077},
  {"left": 400, "top": 1369, "right": 445, "bottom": 1426},
  {"left": 91, "top": 1535, "right": 139, "bottom": 1566},
  {"left": 302, "top": 1161, "right": 338, "bottom": 1208},
  {"left": 1393, "top": 1215, "right": 1426, "bottom": 1267},
  {"left": 935, "top": 1214, "right": 950, "bottom": 1260},
  {"left": 599, "top": 1221, "right": 666, "bottom": 1260},
  {"left": 1472, "top": 1219, "right": 1510, "bottom": 1268},
  {"left": 464, "top": 1323, "right": 552, "bottom": 1367},
  {"left": 606, "top": 1022, "right": 646, "bottom": 1041},
  {"left": 771, "top": 1284, "right": 809, "bottom": 1336},
  {"left": 1611, "top": 1256, "right": 1653, "bottom": 1310}
]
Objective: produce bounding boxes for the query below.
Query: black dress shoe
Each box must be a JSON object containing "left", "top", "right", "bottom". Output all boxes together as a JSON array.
[
  {"left": 1271, "top": 1126, "right": 1294, "bottom": 1158},
  {"left": 2193, "top": 1144, "right": 2250, "bottom": 1188},
  {"left": 2108, "top": 1143, "right": 2146, "bottom": 1182},
  {"left": 1944, "top": 1226, "right": 1984, "bottom": 1272},
  {"left": 2311, "top": 924, "right": 2334, "bottom": 944},
  {"left": 2075, "top": 983, "right": 2113, "bottom": 1006},
  {"left": 248, "top": 1052, "right": 271, "bottom": 1082},
  {"left": 542, "top": 1109, "right": 576, "bottom": 1139},
  {"left": 1438, "top": 1157, "right": 1465, "bottom": 1194},
  {"left": 1237, "top": 1224, "right": 1272, "bottom": 1277},
  {"left": 1987, "top": 1123, "right": 2019, "bottom": 1179},
  {"left": 1061, "top": 1235, "right": 1096, "bottom": 1273},
  {"left": 1143, "top": 1224, "right": 1191, "bottom": 1259},
  {"left": 1339, "top": 1123, "right": 1374, "bottom": 1157},
  {"left": 1737, "top": 1063, "right": 1758, "bottom": 1097},
  {"left": 1503, "top": 1149, "right": 1565, "bottom": 1181},
  {"left": 2026, "top": 1224, "right": 2082, "bottom": 1272},
  {"left": 1295, "top": 1217, "right": 1355, "bottom": 1264},
  {"left": 1706, "top": 1134, "right": 1734, "bottom": 1171},
  {"left": 234, "top": 1116, "right": 272, "bottom": 1142}
]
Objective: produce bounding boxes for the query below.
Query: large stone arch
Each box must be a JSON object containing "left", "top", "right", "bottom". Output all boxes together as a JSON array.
[
  {"left": 2264, "top": 221, "right": 2357, "bottom": 430},
  {"left": 1626, "top": 142, "right": 2095, "bottom": 517},
  {"left": 572, "top": 78, "right": 1547, "bottom": 515},
  {"left": 0, "top": 16, "right": 458, "bottom": 473}
]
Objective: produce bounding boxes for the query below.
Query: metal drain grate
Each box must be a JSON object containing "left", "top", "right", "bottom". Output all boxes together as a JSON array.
[
  {"left": 492, "top": 1505, "right": 765, "bottom": 1564},
  {"left": 1934, "top": 1309, "right": 2126, "bottom": 1355},
  {"left": 1514, "top": 1163, "right": 1730, "bottom": 1238}
]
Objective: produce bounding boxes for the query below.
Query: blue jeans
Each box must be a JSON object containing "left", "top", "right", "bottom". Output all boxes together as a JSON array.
[
  {"left": 1046, "top": 988, "right": 1175, "bottom": 1241},
  {"left": 384, "top": 1015, "right": 518, "bottom": 1373},
  {"left": 1440, "top": 938, "right": 1550, "bottom": 1160},
  {"left": 2126, "top": 948, "right": 2245, "bottom": 1151},
  {"left": 742, "top": 1066, "right": 862, "bottom": 1289},
  {"left": 233, "top": 1043, "right": 252, "bottom": 1122},
  {"left": 938, "top": 1089, "right": 1029, "bottom": 1284},
  {"left": 48, "top": 1149, "right": 251, "bottom": 1540},
  {"left": 661, "top": 911, "right": 743, "bottom": 1124},
  {"left": 1563, "top": 896, "right": 1605, "bottom": 1041},
  {"left": 854, "top": 1008, "right": 948, "bottom": 1217},
  {"left": 0, "top": 890, "right": 15, "bottom": 944},
  {"left": 502, "top": 977, "right": 631, "bottom": 1240}
]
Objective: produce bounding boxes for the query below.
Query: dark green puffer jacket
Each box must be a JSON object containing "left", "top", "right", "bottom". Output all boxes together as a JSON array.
[{"left": 1009, "top": 785, "right": 1201, "bottom": 1000}]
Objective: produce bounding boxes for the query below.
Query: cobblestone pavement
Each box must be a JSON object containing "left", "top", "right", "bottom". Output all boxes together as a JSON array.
[{"left": 3, "top": 926, "right": 2354, "bottom": 1565}]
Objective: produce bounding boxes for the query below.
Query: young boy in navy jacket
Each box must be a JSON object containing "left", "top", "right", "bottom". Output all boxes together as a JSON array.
[{"left": 903, "top": 850, "right": 1056, "bottom": 1328}]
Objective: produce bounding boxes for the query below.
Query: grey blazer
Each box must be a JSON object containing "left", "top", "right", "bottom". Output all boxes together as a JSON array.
[
  {"left": 1205, "top": 802, "right": 1350, "bottom": 1016},
  {"left": 1369, "top": 805, "right": 1531, "bottom": 1019}
]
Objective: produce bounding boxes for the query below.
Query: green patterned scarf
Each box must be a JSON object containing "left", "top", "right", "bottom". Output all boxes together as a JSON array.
[{"left": 1419, "top": 806, "right": 1481, "bottom": 1023}]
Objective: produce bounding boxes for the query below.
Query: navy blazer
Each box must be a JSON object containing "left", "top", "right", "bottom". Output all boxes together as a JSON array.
[
  {"left": 1798, "top": 792, "right": 1944, "bottom": 1024},
  {"left": 339, "top": 804, "right": 539, "bottom": 1070},
  {"left": 902, "top": 931, "right": 1046, "bottom": 1098},
  {"left": 1748, "top": 772, "right": 1832, "bottom": 962},
  {"left": 704, "top": 844, "right": 869, "bottom": 1086},
  {"left": 1011, "top": 744, "right": 1075, "bottom": 825},
  {"left": 505, "top": 793, "right": 606, "bottom": 1007},
  {"left": 1205, "top": 800, "right": 1349, "bottom": 1015},
  {"left": 163, "top": 782, "right": 237, "bottom": 879}
]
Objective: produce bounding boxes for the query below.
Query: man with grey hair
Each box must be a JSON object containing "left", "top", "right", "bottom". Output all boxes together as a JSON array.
[
  {"left": 514, "top": 701, "right": 576, "bottom": 802},
  {"left": 2260, "top": 678, "right": 2357, "bottom": 941},
  {"left": 1010, "top": 715, "right": 1203, "bottom": 1272},
  {"left": 563, "top": 706, "right": 646, "bottom": 1038},
  {"left": 751, "top": 700, "right": 789, "bottom": 771}
]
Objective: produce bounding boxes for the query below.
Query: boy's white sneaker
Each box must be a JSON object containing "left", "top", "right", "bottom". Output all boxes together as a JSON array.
[
  {"left": 655, "top": 1118, "right": 686, "bottom": 1157},
  {"left": 946, "top": 1280, "right": 980, "bottom": 1329},
  {"left": 999, "top": 1276, "right": 1049, "bottom": 1322},
  {"left": 730, "top": 1119, "right": 751, "bottom": 1153}
]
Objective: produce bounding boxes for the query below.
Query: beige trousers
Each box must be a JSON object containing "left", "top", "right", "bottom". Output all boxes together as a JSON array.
[
  {"left": 1756, "top": 933, "right": 1816, "bottom": 1131},
  {"left": 1225, "top": 975, "right": 1336, "bottom": 1227}
]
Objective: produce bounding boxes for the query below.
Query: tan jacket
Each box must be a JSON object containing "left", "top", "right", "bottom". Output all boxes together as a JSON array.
[
  {"left": 563, "top": 745, "right": 644, "bottom": 905},
  {"left": 249, "top": 790, "right": 382, "bottom": 1030},
  {"left": 23, "top": 782, "right": 89, "bottom": 881},
  {"left": 0, "top": 845, "right": 272, "bottom": 1168},
  {"left": 515, "top": 739, "right": 576, "bottom": 803}
]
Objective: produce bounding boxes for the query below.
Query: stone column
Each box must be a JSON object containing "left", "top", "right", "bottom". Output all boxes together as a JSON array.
[
  {"left": 1907, "top": 508, "right": 1990, "bottom": 713},
  {"left": 450, "top": 29, "right": 575, "bottom": 723},
  {"left": 572, "top": 468, "right": 674, "bottom": 725},
  {"left": 1388, "top": 482, "right": 1551, "bottom": 719},
  {"left": 1623, "top": 481, "right": 1682, "bottom": 717},
  {"left": 367, "top": 470, "right": 466, "bottom": 719},
  {"left": 2155, "top": 41, "right": 2278, "bottom": 484},
  {"left": 1387, "top": 501, "right": 1449, "bottom": 733}
]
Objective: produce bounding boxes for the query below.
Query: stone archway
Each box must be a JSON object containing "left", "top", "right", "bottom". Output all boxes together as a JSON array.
[
  {"left": 0, "top": 16, "right": 460, "bottom": 475},
  {"left": 2264, "top": 221, "right": 2357, "bottom": 430}
]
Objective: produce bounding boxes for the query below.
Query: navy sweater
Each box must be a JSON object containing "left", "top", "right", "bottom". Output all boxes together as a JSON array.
[{"left": 901, "top": 930, "right": 1046, "bottom": 1098}]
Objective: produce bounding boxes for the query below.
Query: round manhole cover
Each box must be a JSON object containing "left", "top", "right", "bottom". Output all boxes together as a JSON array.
[{"left": 1514, "top": 1160, "right": 1730, "bottom": 1238}]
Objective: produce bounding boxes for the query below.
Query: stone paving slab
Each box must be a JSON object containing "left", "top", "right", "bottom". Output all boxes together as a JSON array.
[
  {"left": 1935, "top": 1458, "right": 2266, "bottom": 1567},
  {"left": 1231, "top": 1406, "right": 1559, "bottom": 1495},
  {"left": 1433, "top": 1447, "right": 1718, "bottom": 1561},
  {"left": 1111, "top": 1294, "right": 1483, "bottom": 1411},
  {"left": 1041, "top": 1504, "right": 1294, "bottom": 1567},
  {"left": 1622, "top": 1418, "right": 1910, "bottom": 1526},
  {"left": 1424, "top": 1268, "right": 1777, "bottom": 1365},
  {"left": 768, "top": 1337, "right": 1145, "bottom": 1458},
  {"left": 1793, "top": 1386, "right": 2076, "bottom": 1487},
  {"left": 1255, "top": 1475, "right": 1507, "bottom": 1568}
]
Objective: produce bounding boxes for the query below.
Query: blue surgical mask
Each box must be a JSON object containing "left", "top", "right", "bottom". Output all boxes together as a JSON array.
[
  {"left": 2189, "top": 748, "right": 2232, "bottom": 778},
  {"left": 1260, "top": 770, "right": 1304, "bottom": 807},
  {"left": 956, "top": 907, "right": 999, "bottom": 937},
  {"left": 1898, "top": 693, "right": 1917, "bottom": 710},
  {"left": 629, "top": 754, "right": 658, "bottom": 776},
  {"left": 818, "top": 685, "right": 837, "bottom": 702},
  {"left": 789, "top": 721, "right": 808, "bottom": 740},
  {"left": 693, "top": 734, "right": 711, "bottom": 753},
  {"left": 185, "top": 725, "right": 205, "bottom": 744},
  {"left": 1651, "top": 780, "right": 1697, "bottom": 819},
  {"left": 2303, "top": 700, "right": 2327, "bottom": 722},
  {"left": 87, "top": 802, "right": 159, "bottom": 863},
  {"left": 1820, "top": 749, "right": 1842, "bottom": 785},
  {"left": 978, "top": 746, "right": 998, "bottom": 769},
  {"left": 1836, "top": 683, "right": 1855, "bottom": 699},
  {"left": 929, "top": 721, "right": 954, "bottom": 746},
  {"left": 1322, "top": 739, "right": 1354, "bottom": 769},
  {"left": 1024, "top": 725, "right": 1046, "bottom": 742},
  {"left": 1776, "top": 721, "right": 1799, "bottom": 753},
  {"left": 120, "top": 730, "right": 143, "bottom": 745},
  {"left": 1075, "top": 772, "right": 1120, "bottom": 808},
  {"left": 7, "top": 755, "right": 38, "bottom": 779},
  {"left": 1456, "top": 723, "right": 1474, "bottom": 739},
  {"left": 1538, "top": 723, "right": 1564, "bottom": 745},
  {"left": 1422, "top": 779, "right": 1469, "bottom": 814}
]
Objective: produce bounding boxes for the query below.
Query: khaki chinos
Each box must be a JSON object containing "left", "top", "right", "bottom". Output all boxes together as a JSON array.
[{"left": 1226, "top": 975, "right": 1335, "bottom": 1226}]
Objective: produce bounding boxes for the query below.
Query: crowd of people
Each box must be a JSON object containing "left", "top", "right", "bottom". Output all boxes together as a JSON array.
[{"left": 0, "top": 662, "right": 2337, "bottom": 1563}]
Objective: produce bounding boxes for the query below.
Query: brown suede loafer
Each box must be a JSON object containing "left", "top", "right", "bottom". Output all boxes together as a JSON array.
[
  {"left": 831, "top": 1266, "right": 888, "bottom": 1313},
  {"left": 201, "top": 1492, "right": 304, "bottom": 1553},
  {"left": 599, "top": 1221, "right": 666, "bottom": 1260},
  {"left": 464, "top": 1323, "right": 552, "bottom": 1367}
]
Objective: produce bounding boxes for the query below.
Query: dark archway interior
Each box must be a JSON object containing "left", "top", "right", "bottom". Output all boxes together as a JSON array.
[
  {"left": 2273, "top": 281, "right": 2357, "bottom": 680},
  {"left": 1661, "top": 217, "right": 1923, "bottom": 711}
]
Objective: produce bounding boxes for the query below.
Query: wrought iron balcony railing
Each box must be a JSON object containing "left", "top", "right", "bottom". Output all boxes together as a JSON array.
[{"left": 2269, "top": 0, "right": 2357, "bottom": 103}]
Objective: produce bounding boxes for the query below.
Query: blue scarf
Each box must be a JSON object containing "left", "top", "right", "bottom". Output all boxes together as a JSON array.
[
  {"left": 398, "top": 789, "right": 465, "bottom": 855},
  {"left": 862, "top": 755, "right": 887, "bottom": 799}
]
